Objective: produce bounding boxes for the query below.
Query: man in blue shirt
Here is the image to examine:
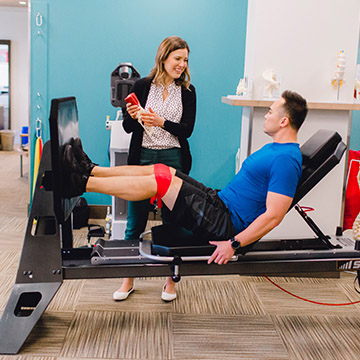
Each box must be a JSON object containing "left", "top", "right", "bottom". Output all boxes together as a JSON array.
[{"left": 64, "top": 90, "right": 308, "bottom": 265}]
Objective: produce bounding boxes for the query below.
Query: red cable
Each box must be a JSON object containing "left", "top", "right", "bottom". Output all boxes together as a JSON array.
[{"left": 263, "top": 275, "right": 360, "bottom": 306}]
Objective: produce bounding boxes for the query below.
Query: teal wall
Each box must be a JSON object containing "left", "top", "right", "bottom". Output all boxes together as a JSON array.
[
  {"left": 350, "top": 34, "right": 360, "bottom": 150},
  {"left": 30, "top": 0, "right": 248, "bottom": 205}
]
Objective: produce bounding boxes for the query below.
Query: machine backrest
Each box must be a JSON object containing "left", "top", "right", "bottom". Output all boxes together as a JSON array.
[{"left": 290, "top": 129, "right": 346, "bottom": 208}]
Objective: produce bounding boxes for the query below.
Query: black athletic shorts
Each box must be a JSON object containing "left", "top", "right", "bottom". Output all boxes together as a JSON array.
[{"left": 164, "top": 170, "right": 237, "bottom": 240}]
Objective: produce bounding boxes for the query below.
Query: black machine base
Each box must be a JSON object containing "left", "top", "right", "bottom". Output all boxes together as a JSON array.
[{"left": 0, "top": 282, "right": 61, "bottom": 355}]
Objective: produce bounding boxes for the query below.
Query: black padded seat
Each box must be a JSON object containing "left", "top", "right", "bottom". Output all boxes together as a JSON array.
[
  {"left": 150, "top": 129, "right": 347, "bottom": 257},
  {"left": 151, "top": 224, "right": 216, "bottom": 257}
]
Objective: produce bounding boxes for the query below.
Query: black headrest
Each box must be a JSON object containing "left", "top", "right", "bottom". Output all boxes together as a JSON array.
[
  {"left": 291, "top": 129, "right": 346, "bottom": 207},
  {"left": 301, "top": 129, "right": 342, "bottom": 168}
]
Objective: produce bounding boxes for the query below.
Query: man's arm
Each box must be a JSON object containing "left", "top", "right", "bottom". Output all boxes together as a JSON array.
[{"left": 208, "top": 191, "right": 293, "bottom": 265}]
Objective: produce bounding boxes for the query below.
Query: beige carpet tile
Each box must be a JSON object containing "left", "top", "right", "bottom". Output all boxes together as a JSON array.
[
  {"left": 0, "top": 203, "right": 28, "bottom": 219},
  {"left": 47, "top": 279, "right": 85, "bottom": 312},
  {"left": 0, "top": 232, "right": 25, "bottom": 252},
  {"left": 173, "top": 313, "right": 288, "bottom": 359},
  {"left": 242, "top": 274, "right": 343, "bottom": 284},
  {"left": 256, "top": 280, "right": 359, "bottom": 316},
  {"left": 0, "top": 185, "right": 28, "bottom": 199},
  {"left": 337, "top": 281, "right": 360, "bottom": 313},
  {"left": 19, "top": 311, "right": 74, "bottom": 356},
  {"left": 76, "top": 278, "right": 173, "bottom": 312},
  {"left": 0, "top": 217, "right": 25, "bottom": 231},
  {"left": 0, "top": 191, "right": 28, "bottom": 208},
  {"left": 58, "top": 359, "right": 117, "bottom": 360},
  {"left": 72, "top": 231, "right": 89, "bottom": 248},
  {"left": 0, "top": 357, "right": 56, "bottom": 360},
  {"left": 0, "top": 275, "right": 15, "bottom": 310},
  {"left": 58, "top": 358, "right": 119, "bottom": 360},
  {"left": 272, "top": 315, "right": 360, "bottom": 360},
  {"left": 60, "top": 310, "right": 173, "bottom": 359},
  {"left": 184, "top": 274, "right": 245, "bottom": 282},
  {"left": 0, "top": 250, "right": 20, "bottom": 277},
  {"left": 173, "top": 279, "right": 266, "bottom": 315}
]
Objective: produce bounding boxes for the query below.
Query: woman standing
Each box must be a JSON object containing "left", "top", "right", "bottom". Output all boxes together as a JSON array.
[{"left": 113, "top": 36, "right": 196, "bottom": 302}]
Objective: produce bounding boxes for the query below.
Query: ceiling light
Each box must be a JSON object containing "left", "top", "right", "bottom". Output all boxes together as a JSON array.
[{"left": 19, "top": 1, "right": 27, "bottom": 4}]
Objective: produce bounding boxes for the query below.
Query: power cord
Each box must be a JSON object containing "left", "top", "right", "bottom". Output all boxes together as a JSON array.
[{"left": 263, "top": 275, "right": 360, "bottom": 306}]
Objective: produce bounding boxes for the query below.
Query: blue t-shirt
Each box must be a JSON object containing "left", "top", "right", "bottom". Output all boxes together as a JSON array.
[{"left": 218, "top": 142, "right": 302, "bottom": 233}]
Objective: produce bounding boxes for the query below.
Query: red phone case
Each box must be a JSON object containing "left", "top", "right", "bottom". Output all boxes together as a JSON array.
[{"left": 124, "top": 93, "right": 140, "bottom": 106}]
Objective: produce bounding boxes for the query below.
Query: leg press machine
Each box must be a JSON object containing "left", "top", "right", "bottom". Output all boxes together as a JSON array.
[{"left": 0, "top": 96, "right": 359, "bottom": 355}]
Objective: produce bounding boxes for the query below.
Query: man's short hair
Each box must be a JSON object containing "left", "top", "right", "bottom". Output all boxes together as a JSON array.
[{"left": 282, "top": 90, "right": 308, "bottom": 130}]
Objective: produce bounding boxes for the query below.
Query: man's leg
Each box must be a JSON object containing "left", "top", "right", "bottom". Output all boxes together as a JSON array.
[
  {"left": 162, "top": 177, "right": 236, "bottom": 240},
  {"left": 65, "top": 144, "right": 183, "bottom": 207},
  {"left": 91, "top": 165, "right": 155, "bottom": 178},
  {"left": 72, "top": 138, "right": 157, "bottom": 178},
  {"left": 86, "top": 170, "right": 182, "bottom": 208},
  {"left": 86, "top": 175, "right": 156, "bottom": 200}
]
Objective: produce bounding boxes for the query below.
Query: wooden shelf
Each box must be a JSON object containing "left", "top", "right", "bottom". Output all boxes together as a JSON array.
[{"left": 222, "top": 96, "right": 360, "bottom": 110}]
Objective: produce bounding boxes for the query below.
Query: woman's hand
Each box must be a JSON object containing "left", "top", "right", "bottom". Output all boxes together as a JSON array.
[
  {"left": 126, "top": 103, "right": 140, "bottom": 119},
  {"left": 141, "top": 107, "right": 165, "bottom": 128}
]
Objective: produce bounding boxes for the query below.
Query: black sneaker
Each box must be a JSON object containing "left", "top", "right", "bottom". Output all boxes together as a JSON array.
[
  {"left": 62, "top": 145, "right": 89, "bottom": 198},
  {"left": 73, "top": 138, "right": 97, "bottom": 176}
]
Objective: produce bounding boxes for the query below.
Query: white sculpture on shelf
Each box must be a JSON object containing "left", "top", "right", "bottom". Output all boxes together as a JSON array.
[
  {"left": 354, "top": 79, "right": 360, "bottom": 102},
  {"left": 331, "top": 50, "right": 346, "bottom": 100},
  {"left": 262, "top": 69, "right": 280, "bottom": 98},
  {"left": 355, "top": 79, "right": 360, "bottom": 91},
  {"left": 355, "top": 64, "right": 360, "bottom": 102},
  {"left": 227, "top": 76, "right": 252, "bottom": 99},
  {"left": 236, "top": 78, "right": 247, "bottom": 95}
]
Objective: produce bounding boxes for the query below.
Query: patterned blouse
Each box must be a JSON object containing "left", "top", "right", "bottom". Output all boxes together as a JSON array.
[{"left": 142, "top": 81, "right": 182, "bottom": 149}]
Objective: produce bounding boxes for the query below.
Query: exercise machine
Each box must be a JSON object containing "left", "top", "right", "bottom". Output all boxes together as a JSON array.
[
  {"left": 109, "top": 63, "right": 140, "bottom": 239},
  {"left": 0, "top": 96, "right": 359, "bottom": 354}
]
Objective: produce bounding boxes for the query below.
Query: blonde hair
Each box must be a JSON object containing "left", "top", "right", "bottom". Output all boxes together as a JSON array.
[{"left": 148, "top": 36, "right": 191, "bottom": 90}]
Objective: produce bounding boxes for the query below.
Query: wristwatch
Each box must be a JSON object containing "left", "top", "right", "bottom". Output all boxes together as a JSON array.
[{"left": 230, "top": 237, "right": 241, "bottom": 250}]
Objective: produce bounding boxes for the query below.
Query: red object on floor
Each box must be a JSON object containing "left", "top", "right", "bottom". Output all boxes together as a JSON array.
[{"left": 344, "top": 150, "right": 360, "bottom": 230}]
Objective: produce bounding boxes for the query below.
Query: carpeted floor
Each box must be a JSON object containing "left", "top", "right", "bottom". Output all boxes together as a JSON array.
[{"left": 1, "top": 148, "right": 360, "bottom": 359}]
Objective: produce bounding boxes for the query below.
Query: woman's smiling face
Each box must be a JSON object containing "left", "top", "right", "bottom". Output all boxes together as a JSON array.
[{"left": 163, "top": 48, "right": 189, "bottom": 83}]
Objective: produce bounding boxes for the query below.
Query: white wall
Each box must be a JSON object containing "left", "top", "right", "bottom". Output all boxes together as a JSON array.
[
  {"left": 245, "top": 0, "right": 360, "bottom": 102},
  {"left": 242, "top": 0, "right": 360, "bottom": 238},
  {"left": 0, "top": 6, "right": 29, "bottom": 142}
]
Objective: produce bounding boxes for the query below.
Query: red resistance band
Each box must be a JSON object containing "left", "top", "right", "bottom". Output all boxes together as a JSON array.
[{"left": 150, "top": 164, "right": 172, "bottom": 208}]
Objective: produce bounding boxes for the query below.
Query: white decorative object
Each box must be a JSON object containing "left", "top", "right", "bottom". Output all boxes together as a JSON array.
[
  {"left": 228, "top": 76, "right": 253, "bottom": 99},
  {"left": 354, "top": 64, "right": 360, "bottom": 103},
  {"left": 331, "top": 50, "right": 346, "bottom": 101},
  {"left": 236, "top": 78, "right": 247, "bottom": 95},
  {"left": 355, "top": 79, "right": 360, "bottom": 93},
  {"left": 262, "top": 69, "right": 281, "bottom": 98}
]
